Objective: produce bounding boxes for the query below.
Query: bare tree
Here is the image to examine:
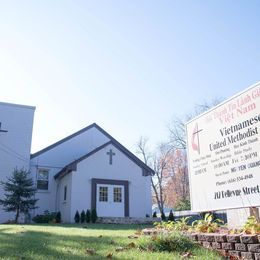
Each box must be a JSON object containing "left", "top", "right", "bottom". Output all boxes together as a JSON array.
[
  {"left": 136, "top": 100, "right": 222, "bottom": 213},
  {"left": 165, "top": 149, "right": 189, "bottom": 201},
  {"left": 136, "top": 137, "right": 172, "bottom": 215},
  {"left": 168, "top": 99, "right": 222, "bottom": 149},
  {"left": 166, "top": 99, "right": 222, "bottom": 207}
]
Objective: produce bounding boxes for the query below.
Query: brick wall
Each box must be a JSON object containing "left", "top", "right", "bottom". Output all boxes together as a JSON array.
[{"left": 185, "top": 233, "right": 260, "bottom": 259}]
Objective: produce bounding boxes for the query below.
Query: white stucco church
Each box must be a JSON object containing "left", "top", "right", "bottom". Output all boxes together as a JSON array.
[{"left": 0, "top": 101, "right": 153, "bottom": 223}]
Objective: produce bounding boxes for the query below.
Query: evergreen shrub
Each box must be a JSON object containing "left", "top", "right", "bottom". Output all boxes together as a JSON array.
[
  {"left": 168, "top": 210, "right": 174, "bottom": 221},
  {"left": 86, "top": 209, "right": 91, "bottom": 223},
  {"left": 80, "top": 210, "right": 86, "bottom": 223},
  {"left": 91, "top": 208, "right": 98, "bottom": 223},
  {"left": 74, "top": 210, "right": 80, "bottom": 223}
]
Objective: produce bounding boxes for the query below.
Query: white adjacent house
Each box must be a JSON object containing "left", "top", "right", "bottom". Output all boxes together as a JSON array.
[
  {"left": 0, "top": 102, "right": 35, "bottom": 223},
  {"left": 30, "top": 124, "right": 153, "bottom": 222},
  {"left": 0, "top": 101, "right": 153, "bottom": 223}
]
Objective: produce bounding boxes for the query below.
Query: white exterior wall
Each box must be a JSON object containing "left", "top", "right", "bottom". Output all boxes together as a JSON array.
[
  {"left": 69, "top": 143, "right": 152, "bottom": 222},
  {"left": 0, "top": 102, "right": 35, "bottom": 223},
  {"left": 57, "top": 174, "right": 72, "bottom": 223},
  {"left": 30, "top": 127, "right": 110, "bottom": 215},
  {"left": 32, "top": 167, "right": 58, "bottom": 215}
]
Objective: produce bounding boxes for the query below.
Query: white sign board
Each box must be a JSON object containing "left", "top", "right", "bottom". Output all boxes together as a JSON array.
[{"left": 186, "top": 82, "right": 260, "bottom": 212}]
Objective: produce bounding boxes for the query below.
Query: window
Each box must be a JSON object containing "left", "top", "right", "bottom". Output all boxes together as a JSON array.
[
  {"left": 37, "top": 169, "right": 49, "bottom": 190},
  {"left": 64, "top": 186, "right": 67, "bottom": 201},
  {"left": 99, "top": 187, "right": 108, "bottom": 202},
  {"left": 113, "top": 187, "right": 122, "bottom": 202}
]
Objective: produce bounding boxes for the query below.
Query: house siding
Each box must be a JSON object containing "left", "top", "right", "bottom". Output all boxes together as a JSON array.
[
  {"left": 30, "top": 127, "right": 109, "bottom": 216},
  {"left": 58, "top": 174, "right": 72, "bottom": 223},
  {"left": 70, "top": 143, "right": 151, "bottom": 220}
]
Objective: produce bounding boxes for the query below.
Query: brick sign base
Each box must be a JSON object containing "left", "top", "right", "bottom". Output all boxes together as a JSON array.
[
  {"left": 142, "top": 229, "right": 260, "bottom": 259},
  {"left": 185, "top": 233, "right": 260, "bottom": 259}
]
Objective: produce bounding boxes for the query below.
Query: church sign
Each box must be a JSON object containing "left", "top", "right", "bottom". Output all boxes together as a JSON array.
[{"left": 186, "top": 82, "right": 260, "bottom": 212}]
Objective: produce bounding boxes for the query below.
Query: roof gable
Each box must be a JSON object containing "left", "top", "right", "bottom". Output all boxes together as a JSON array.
[
  {"left": 31, "top": 122, "right": 154, "bottom": 178},
  {"left": 54, "top": 139, "right": 154, "bottom": 179},
  {"left": 31, "top": 123, "right": 98, "bottom": 158}
]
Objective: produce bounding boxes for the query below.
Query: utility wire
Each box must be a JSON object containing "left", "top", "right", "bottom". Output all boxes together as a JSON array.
[
  {"left": 0, "top": 145, "right": 29, "bottom": 163},
  {"left": 0, "top": 141, "right": 29, "bottom": 162}
]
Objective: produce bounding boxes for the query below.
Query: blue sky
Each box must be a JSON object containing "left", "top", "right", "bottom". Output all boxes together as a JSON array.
[{"left": 0, "top": 1, "right": 259, "bottom": 153}]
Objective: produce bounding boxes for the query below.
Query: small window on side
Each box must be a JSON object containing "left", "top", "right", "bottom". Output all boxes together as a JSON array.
[{"left": 64, "top": 186, "right": 67, "bottom": 201}]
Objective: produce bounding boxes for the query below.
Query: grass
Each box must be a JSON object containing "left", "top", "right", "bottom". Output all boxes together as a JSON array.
[{"left": 0, "top": 223, "right": 223, "bottom": 259}]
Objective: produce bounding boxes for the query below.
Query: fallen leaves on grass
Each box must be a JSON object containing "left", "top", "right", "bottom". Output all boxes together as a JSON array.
[
  {"left": 106, "top": 252, "right": 113, "bottom": 258},
  {"left": 127, "top": 242, "right": 136, "bottom": 248},
  {"left": 181, "top": 252, "right": 193, "bottom": 258},
  {"left": 98, "top": 235, "right": 103, "bottom": 238},
  {"left": 135, "top": 230, "right": 142, "bottom": 235},
  {"left": 115, "top": 247, "right": 125, "bottom": 252},
  {"left": 85, "top": 248, "right": 96, "bottom": 255},
  {"left": 128, "top": 235, "right": 139, "bottom": 239}
]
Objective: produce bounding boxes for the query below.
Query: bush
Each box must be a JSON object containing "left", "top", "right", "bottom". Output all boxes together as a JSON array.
[
  {"left": 161, "top": 211, "right": 166, "bottom": 221},
  {"left": 55, "top": 212, "right": 61, "bottom": 223},
  {"left": 243, "top": 216, "right": 260, "bottom": 234},
  {"left": 174, "top": 199, "right": 191, "bottom": 211},
  {"left": 32, "top": 214, "right": 49, "bottom": 223},
  {"left": 152, "top": 211, "right": 157, "bottom": 218},
  {"left": 192, "top": 213, "right": 223, "bottom": 233},
  {"left": 168, "top": 210, "right": 174, "bottom": 221},
  {"left": 138, "top": 232, "right": 197, "bottom": 253},
  {"left": 80, "top": 210, "right": 86, "bottom": 223},
  {"left": 91, "top": 208, "right": 98, "bottom": 223},
  {"left": 154, "top": 221, "right": 175, "bottom": 230},
  {"left": 200, "top": 211, "right": 216, "bottom": 220},
  {"left": 74, "top": 210, "right": 80, "bottom": 223},
  {"left": 154, "top": 217, "right": 191, "bottom": 232},
  {"left": 86, "top": 209, "right": 91, "bottom": 223},
  {"left": 173, "top": 217, "right": 191, "bottom": 231},
  {"left": 32, "top": 210, "right": 56, "bottom": 223}
]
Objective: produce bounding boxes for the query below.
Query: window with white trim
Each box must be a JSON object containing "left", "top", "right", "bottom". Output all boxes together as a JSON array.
[{"left": 37, "top": 169, "right": 49, "bottom": 190}]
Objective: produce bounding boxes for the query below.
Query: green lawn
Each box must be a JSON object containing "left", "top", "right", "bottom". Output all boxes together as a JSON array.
[{"left": 0, "top": 224, "right": 223, "bottom": 259}]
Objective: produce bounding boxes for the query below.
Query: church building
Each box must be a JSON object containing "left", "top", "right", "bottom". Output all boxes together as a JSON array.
[{"left": 0, "top": 101, "right": 153, "bottom": 223}]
